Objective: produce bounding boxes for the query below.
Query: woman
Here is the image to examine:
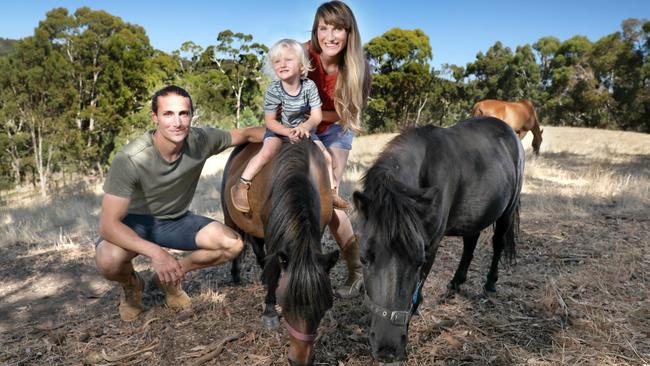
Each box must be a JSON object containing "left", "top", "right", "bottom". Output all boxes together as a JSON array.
[{"left": 306, "top": 0, "right": 371, "bottom": 299}]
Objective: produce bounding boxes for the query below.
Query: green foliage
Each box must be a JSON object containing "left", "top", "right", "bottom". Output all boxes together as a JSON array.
[
  {"left": 364, "top": 28, "right": 435, "bottom": 132},
  {"left": 465, "top": 41, "right": 514, "bottom": 99},
  {"left": 0, "top": 38, "right": 17, "bottom": 56},
  {"left": 206, "top": 30, "right": 268, "bottom": 128}
]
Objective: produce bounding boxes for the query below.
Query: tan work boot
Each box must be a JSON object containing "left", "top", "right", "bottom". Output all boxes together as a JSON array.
[
  {"left": 332, "top": 189, "right": 351, "bottom": 210},
  {"left": 118, "top": 270, "right": 144, "bottom": 321},
  {"left": 151, "top": 273, "right": 192, "bottom": 309},
  {"left": 231, "top": 180, "right": 251, "bottom": 213},
  {"left": 334, "top": 234, "right": 364, "bottom": 299}
]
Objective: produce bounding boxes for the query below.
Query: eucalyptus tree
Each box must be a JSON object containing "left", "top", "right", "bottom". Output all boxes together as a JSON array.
[
  {"left": 0, "top": 31, "right": 73, "bottom": 196},
  {"left": 37, "top": 7, "right": 154, "bottom": 171},
  {"left": 207, "top": 30, "right": 267, "bottom": 128},
  {"left": 464, "top": 41, "right": 514, "bottom": 100},
  {"left": 364, "top": 28, "right": 434, "bottom": 131}
]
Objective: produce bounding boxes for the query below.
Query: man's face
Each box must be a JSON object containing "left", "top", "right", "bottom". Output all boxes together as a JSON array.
[{"left": 151, "top": 93, "right": 192, "bottom": 144}]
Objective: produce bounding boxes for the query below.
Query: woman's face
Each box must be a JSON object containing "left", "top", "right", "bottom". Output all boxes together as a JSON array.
[{"left": 317, "top": 20, "right": 348, "bottom": 58}]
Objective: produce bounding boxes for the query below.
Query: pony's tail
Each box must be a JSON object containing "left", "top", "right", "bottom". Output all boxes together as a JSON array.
[{"left": 503, "top": 197, "right": 519, "bottom": 265}]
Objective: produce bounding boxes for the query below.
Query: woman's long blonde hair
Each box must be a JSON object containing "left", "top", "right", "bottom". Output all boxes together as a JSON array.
[{"left": 311, "top": 1, "right": 368, "bottom": 132}]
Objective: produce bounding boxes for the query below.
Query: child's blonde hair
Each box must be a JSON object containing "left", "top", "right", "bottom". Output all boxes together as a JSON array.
[{"left": 264, "top": 39, "right": 313, "bottom": 80}]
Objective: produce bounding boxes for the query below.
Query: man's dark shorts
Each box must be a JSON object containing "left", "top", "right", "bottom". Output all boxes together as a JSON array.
[{"left": 95, "top": 211, "right": 214, "bottom": 251}]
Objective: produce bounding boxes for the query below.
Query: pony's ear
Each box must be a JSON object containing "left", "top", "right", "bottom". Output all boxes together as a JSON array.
[
  {"left": 318, "top": 250, "right": 340, "bottom": 273},
  {"left": 353, "top": 191, "right": 369, "bottom": 216}
]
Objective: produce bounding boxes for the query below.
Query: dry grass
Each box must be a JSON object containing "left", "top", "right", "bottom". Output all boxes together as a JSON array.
[{"left": 0, "top": 126, "right": 649, "bottom": 365}]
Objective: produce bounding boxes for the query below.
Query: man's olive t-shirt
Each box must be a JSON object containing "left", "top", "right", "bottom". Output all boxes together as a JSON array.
[{"left": 103, "top": 127, "right": 231, "bottom": 219}]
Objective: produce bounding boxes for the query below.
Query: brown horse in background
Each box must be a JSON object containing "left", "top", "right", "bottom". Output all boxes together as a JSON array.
[
  {"left": 221, "top": 139, "right": 338, "bottom": 366},
  {"left": 472, "top": 99, "right": 543, "bottom": 155}
]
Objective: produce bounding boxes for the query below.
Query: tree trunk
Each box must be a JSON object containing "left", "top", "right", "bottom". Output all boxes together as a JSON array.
[
  {"left": 415, "top": 95, "right": 428, "bottom": 126},
  {"left": 30, "top": 118, "right": 49, "bottom": 198},
  {"left": 235, "top": 83, "right": 243, "bottom": 129}
]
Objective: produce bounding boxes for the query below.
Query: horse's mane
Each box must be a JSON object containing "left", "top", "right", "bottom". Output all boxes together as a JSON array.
[
  {"left": 263, "top": 140, "right": 332, "bottom": 324},
  {"left": 360, "top": 128, "right": 431, "bottom": 265}
]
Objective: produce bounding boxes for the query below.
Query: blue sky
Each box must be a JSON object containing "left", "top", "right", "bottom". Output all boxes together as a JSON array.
[{"left": 3, "top": 1, "right": 649, "bottom": 70}]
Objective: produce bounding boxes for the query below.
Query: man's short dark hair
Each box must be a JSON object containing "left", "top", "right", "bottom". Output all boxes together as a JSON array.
[{"left": 151, "top": 85, "right": 194, "bottom": 114}]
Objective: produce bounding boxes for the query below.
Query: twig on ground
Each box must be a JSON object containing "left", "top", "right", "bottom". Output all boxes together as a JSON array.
[
  {"left": 624, "top": 336, "right": 649, "bottom": 364},
  {"left": 136, "top": 317, "right": 159, "bottom": 333},
  {"left": 101, "top": 340, "right": 158, "bottom": 362},
  {"left": 188, "top": 332, "right": 245, "bottom": 366}
]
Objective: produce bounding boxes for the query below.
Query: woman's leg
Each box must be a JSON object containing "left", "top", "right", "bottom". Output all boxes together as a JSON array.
[
  {"left": 312, "top": 140, "right": 335, "bottom": 189},
  {"left": 314, "top": 141, "right": 350, "bottom": 209},
  {"left": 327, "top": 147, "right": 354, "bottom": 240},
  {"left": 328, "top": 146, "right": 362, "bottom": 298}
]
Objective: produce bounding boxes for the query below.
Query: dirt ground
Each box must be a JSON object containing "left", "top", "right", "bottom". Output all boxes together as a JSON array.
[{"left": 1, "top": 128, "right": 649, "bottom": 365}]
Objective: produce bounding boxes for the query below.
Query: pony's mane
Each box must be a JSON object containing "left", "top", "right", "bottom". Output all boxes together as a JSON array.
[
  {"left": 263, "top": 140, "right": 332, "bottom": 324},
  {"left": 360, "top": 128, "right": 431, "bottom": 264}
]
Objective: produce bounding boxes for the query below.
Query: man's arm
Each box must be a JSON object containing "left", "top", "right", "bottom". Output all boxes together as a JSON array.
[
  {"left": 99, "top": 193, "right": 184, "bottom": 284},
  {"left": 229, "top": 126, "right": 266, "bottom": 146}
]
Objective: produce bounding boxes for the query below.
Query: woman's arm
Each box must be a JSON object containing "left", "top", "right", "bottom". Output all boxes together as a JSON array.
[
  {"left": 301, "top": 107, "right": 322, "bottom": 131},
  {"left": 321, "top": 109, "right": 340, "bottom": 124}
]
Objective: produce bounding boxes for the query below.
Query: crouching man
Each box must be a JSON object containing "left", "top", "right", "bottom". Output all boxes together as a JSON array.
[{"left": 95, "top": 85, "right": 263, "bottom": 321}]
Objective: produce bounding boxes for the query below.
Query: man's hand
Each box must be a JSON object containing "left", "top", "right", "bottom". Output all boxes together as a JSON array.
[{"left": 151, "top": 248, "right": 184, "bottom": 285}]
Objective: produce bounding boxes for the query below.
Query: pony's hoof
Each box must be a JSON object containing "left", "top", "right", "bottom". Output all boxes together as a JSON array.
[
  {"left": 483, "top": 284, "right": 497, "bottom": 296},
  {"left": 262, "top": 315, "right": 280, "bottom": 330},
  {"left": 447, "top": 281, "right": 461, "bottom": 291}
]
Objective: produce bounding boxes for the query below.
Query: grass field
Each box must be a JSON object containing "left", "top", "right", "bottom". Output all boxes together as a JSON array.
[{"left": 0, "top": 126, "right": 648, "bottom": 365}]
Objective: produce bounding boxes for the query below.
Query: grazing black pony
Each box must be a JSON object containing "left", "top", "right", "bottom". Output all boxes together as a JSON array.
[
  {"left": 222, "top": 139, "right": 338, "bottom": 366},
  {"left": 353, "top": 117, "right": 524, "bottom": 364}
]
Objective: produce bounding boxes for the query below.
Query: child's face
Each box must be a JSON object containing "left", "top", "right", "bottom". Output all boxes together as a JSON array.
[{"left": 273, "top": 47, "right": 303, "bottom": 82}]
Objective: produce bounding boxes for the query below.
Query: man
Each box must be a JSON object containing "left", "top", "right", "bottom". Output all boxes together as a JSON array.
[{"left": 95, "top": 85, "right": 264, "bottom": 321}]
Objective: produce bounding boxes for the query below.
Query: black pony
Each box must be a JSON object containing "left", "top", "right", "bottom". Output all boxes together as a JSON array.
[
  {"left": 353, "top": 117, "right": 524, "bottom": 364},
  {"left": 222, "top": 139, "right": 338, "bottom": 366}
]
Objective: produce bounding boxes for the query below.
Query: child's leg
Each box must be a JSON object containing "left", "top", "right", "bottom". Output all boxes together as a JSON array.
[
  {"left": 232, "top": 137, "right": 283, "bottom": 212},
  {"left": 313, "top": 140, "right": 336, "bottom": 189},
  {"left": 241, "top": 137, "right": 283, "bottom": 180}
]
